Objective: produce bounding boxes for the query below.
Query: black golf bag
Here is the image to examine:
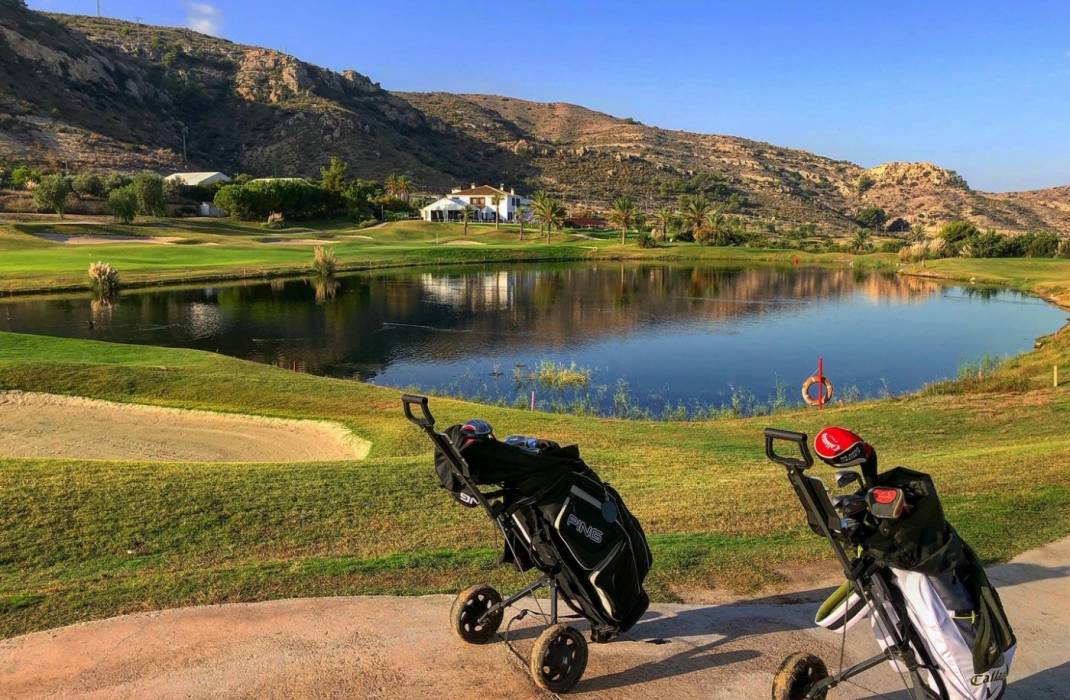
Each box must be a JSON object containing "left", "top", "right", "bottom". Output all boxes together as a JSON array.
[
  {"left": 433, "top": 423, "right": 652, "bottom": 638},
  {"left": 765, "top": 428, "right": 1016, "bottom": 700},
  {"left": 404, "top": 394, "right": 651, "bottom": 692}
]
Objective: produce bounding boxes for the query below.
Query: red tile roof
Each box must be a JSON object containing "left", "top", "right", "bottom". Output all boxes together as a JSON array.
[{"left": 452, "top": 185, "right": 509, "bottom": 196}]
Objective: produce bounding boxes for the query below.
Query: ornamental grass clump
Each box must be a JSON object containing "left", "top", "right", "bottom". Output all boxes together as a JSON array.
[
  {"left": 88, "top": 261, "right": 120, "bottom": 299},
  {"left": 311, "top": 245, "right": 337, "bottom": 277}
]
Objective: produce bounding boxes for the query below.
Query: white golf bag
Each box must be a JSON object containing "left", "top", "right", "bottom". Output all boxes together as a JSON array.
[{"left": 817, "top": 570, "right": 1015, "bottom": 700}]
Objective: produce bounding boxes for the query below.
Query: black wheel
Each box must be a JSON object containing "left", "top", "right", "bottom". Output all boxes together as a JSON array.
[
  {"left": 772, "top": 652, "right": 829, "bottom": 700},
  {"left": 530, "top": 623, "right": 588, "bottom": 693},
  {"left": 450, "top": 584, "right": 503, "bottom": 644}
]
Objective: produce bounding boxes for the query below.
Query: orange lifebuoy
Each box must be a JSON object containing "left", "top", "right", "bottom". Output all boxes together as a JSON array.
[{"left": 802, "top": 375, "right": 834, "bottom": 406}]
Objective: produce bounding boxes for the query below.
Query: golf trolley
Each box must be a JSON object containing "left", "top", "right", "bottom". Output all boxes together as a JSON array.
[
  {"left": 402, "top": 398, "right": 612, "bottom": 693},
  {"left": 765, "top": 428, "right": 952, "bottom": 700}
]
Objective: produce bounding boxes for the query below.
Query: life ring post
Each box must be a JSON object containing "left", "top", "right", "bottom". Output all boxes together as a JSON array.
[{"left": 802, "top": 357, "right": 833, "bottom": 408}]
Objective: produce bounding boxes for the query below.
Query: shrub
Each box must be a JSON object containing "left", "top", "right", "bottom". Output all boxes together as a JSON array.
[
  {"left": 131, "top": 172, "right": 166, "bottom": 216},
  {"left": 637, "top": 232, "right": 657, "bottom": 248},
  {"left": 214, "top": 179, "right": 339, "bottom": 220},
  {"left": 107, "top": 185, "right": 139, "bottom": 224},
  {"left": 71, "top": 172, "right": 104, "bottom": 198},
  {"left": 11, "top": 165, "right": 42, "bottom": 190},
  {"left": 213, "top": 183, "right": 253, "bottom": 219},
  {"left": 32, "top": 174, "right": 71, "bottom": 217},
  {"left": 1022, "top": 231, "right": 1060, "bottom": 258},
  {"left": 103, "top": 173, "right": 130, "bottom": 193},
  {"left": 1058, "top": 239, "right": 1070, "bottom": 259},
  {"left": 311, "top": 245, "right": 336, "bottom": 277},
  {"left": 672, "top": 230, "right": 694, "bottom": 242},
  {"left": 855, "top": 206, "right": 887, "bottom": 231},
  {"left": 856, "top": 173, "right": 875, "bottom": 194},
  {"left": 264, "top": 212, "right": 286, "bottom": 229},
  {"left": 88, "top": 262, "right": 120, "bottom": 299}
]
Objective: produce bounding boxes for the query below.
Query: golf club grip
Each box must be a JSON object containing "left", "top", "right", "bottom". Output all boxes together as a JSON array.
[{"left": 401, "top": 394, "right": 434, "bottom": 427}]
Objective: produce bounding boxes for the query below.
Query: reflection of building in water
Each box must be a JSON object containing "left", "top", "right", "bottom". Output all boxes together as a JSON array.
[{"left": 420, "top": 272, "right": 513, "bottom": 310}]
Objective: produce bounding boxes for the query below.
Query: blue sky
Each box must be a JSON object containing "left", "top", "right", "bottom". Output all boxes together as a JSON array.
[{"left": 29, "top": 1, "right": 1070, "bottom": 191}]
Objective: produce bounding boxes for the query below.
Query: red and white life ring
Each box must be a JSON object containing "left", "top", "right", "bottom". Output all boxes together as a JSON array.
[{"left": 802, "top": 375, "right": 834, "bottom": 406}]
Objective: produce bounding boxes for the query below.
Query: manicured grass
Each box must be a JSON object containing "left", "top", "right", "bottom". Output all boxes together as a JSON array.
[
  {"left": 0, "top": 218, "right": 895, "bottom": 295},
  {"left": 1, "top": 316, "right": 1068, "bottom": 637}
]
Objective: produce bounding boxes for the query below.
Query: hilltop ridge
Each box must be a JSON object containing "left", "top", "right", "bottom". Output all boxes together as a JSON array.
[{"left": 0, "top": 5, "right": 1067, "bottom": 233}]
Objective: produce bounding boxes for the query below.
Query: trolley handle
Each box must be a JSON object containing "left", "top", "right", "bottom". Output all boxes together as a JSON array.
[
  {"left": 401, "top": 394, "right": 435, "bottom": 428},
  {"left": 764, "top": 427, "right": 814, "bottom": 470}
]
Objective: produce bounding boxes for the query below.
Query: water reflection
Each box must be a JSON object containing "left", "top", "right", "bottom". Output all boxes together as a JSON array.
[{"left": 0, "top": 263, "right": 1062, "bottom": 415}]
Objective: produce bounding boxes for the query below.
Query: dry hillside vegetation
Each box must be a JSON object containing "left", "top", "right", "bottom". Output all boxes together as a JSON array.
[{"left": 0, "top": 4, "right": 1067, "bottom": 233}]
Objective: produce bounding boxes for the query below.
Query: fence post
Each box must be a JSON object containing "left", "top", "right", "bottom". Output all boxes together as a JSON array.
[{"left": 1056, "top": 365, "right": 1060, "bottom": 388}]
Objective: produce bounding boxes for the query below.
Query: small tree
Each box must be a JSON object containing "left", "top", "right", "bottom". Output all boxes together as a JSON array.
[
  {"left": 650, "top": 207, "right": 676, "bottom": 241},
  {"left": 855, "top": 206, "right": 887, "bottom": 231},
  {"left": 607, "top": 196, "right": 636, "bottom": 245},
  {"left": 320, "top": 156, "right": 349, "bottom": 192},
  {"left": 491, "top": 194, "right": 502, "bottom": 230},
  {"left": 11, "top": 165, "right": 42, "bottom": 190},
  {"left": 516, "top": 205, "right": 527, "bottom": 241},
  {"left": 32, "top": 174, "right": 71, "bottom": 217},
  {"left": 107, "top": 185, "right": 139, "bottom": 224},
  {"left": 103, "top": 173, "right": 130, "bottom": 193},
  {"left": 72, "top": 172, "right": 104, "bottom": 198},
  {"left": 131, "top": 172, "right": 165, "bottom": 216},
  {"left": 679, "top": 195, "right": 712, "bottom": 237},
  {"left": 850, "top": 228, "right": 872, "bottom": 253},
  {"left": 856, "top": 172, "right": 876, "bottom": 194},
  {"left": 460, "top": 204, "right": 473, "bottom": 236}
]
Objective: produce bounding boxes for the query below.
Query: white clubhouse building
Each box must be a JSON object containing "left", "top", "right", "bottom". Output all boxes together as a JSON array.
[{"left": 420, "top": 184, "right": 529, "bottom": 223}]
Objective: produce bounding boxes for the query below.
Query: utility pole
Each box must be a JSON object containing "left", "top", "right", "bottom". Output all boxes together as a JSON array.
[{"left": 97, "top": 1, "right": 101, "bottom": 17}]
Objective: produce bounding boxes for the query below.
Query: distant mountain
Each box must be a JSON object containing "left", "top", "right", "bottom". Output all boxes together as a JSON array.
[{"left": 0, "top": 4, "right": 1067, "bottom": 234}]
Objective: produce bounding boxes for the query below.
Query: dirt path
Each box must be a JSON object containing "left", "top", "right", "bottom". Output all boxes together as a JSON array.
[
  {"left": 2, "top": 537, "right": 1066, "bottom": 699},
  {"left": 0, "top": 391, "right": 369, "bottom": 462}
]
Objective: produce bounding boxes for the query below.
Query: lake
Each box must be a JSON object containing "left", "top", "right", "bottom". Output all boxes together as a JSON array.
[{"left": 2, "top": 262, "right": 1064, "bottom": 417}]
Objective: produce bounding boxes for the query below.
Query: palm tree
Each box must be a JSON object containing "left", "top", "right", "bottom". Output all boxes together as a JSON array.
[
  {"left": 394, "top": 174, "right": 413, "bottom": 202},
  {"left": 516, "top": 205, "right": 527, "bottom": 241},
  {"left": 491, "top": 194, "right": 502, "bottom": 230},
  {"left": 607, "top": 196, "right": 636, "bottom": 245},
  {"left": 530, "top": 190, "right": 555, "bottom": 241},
  {"left": 650, "top": 207, "right": 676, "bottom": 241},
  {"left": 680, "top": 195, "right": 712, "bottom": 238},
  {"left": 702, "top": 210, "right": 727, "bottom": 245},
  {"left": 384, "top": 174, "right": 400, "bottom": 199},
  {"left": 851, "top": 228, "right": 871, "bottom": 253},
  {"left": 461, "top": 205, "right": 474, "bottom": 237}
]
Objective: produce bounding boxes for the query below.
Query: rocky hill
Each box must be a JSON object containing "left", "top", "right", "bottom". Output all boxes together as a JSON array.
[{"left": 1, "top": 4, "right": 1067, "bottom": 234}]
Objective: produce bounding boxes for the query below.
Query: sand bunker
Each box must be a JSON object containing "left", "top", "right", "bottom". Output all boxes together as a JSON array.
[
  {"left": 443, "top": 240, "right": 486, "bottom": 246},
  {"left": 0, "top": 391, "right": 369, "bottom": 462},
  {"left": 259, "top": 238, "right": 335, "bottom": 245},
  {"left": 36, "top": 233, "right": 185, "bottom": 245}
]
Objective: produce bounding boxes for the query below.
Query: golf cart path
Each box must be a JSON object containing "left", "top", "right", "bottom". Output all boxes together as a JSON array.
[{"left": 2, "top": 538, "right": 1067, "bottom": 699}]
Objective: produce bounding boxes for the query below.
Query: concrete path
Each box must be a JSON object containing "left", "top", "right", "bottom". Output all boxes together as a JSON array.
[{"left": 2, "top": 538, "right": 1067, "bottom": 699}]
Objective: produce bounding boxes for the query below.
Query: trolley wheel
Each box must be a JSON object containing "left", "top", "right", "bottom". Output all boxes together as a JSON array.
[
  {"left": 530, "top": 623, "right": 588, "bottom": 693},
  {"left": 772, "top": 652, "right": 829, "bottom": 700},
  {"left": 450, "top": 584, "right": 503, "bottom": 644}
]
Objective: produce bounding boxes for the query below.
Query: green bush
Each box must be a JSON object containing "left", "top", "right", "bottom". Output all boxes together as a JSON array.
[
  {"left": 1022, "top": 231, "right": 1060, "bottom": 258},
  {"left": 103, "top": 173, "right": 130, "bottom": 193},
  {"left": 71, "top": 172, "right": 104, "bottom": 198},
  {"left": 637, "top": 232, "right": 657, "bottom": 248},
  {"left": 1058, "top": 239, "right": 1070, "bottom": 259},
  {"left": 856, "top": 173, "right": 875, "bottom": 194},
  {"left": 107, "top": 186, "right": 139, "bottom": 224},
  {"left": 11, "top": 165, "right": 43, "bottom": 190},
  {"left": 131, "top": 172, "right": 166, "bottom": 216},
  {"left": 32, "top": 174, "right": 71, "bottom": 217},
  {"left": 855, "top": 206, "right": 887, "bottom": 231},
  {"left": 214, "top": 179, "right": 340, "bottom": 220}
]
